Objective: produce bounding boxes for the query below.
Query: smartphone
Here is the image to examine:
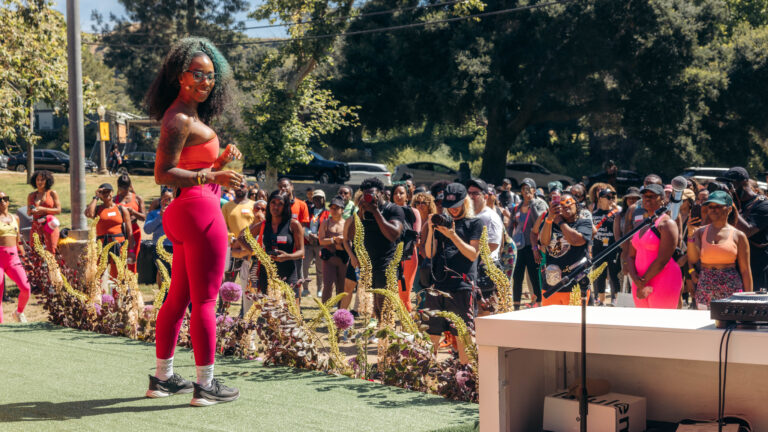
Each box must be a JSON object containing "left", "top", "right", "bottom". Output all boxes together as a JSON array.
[{"left": 691, "top": 203, "right": 701, "bottom": 221}]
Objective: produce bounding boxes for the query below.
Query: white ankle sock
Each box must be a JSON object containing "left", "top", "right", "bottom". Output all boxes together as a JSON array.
[
  {"left": 155, "top": 357, "right": 174, "bottom": 381},
  {"left": 196, "top": 364, "right": 214, "bottom": 388}
]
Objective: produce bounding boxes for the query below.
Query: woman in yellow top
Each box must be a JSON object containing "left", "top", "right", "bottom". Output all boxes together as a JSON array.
[{"left": 0, "top": 191, "right": 31, "bottom": 323}]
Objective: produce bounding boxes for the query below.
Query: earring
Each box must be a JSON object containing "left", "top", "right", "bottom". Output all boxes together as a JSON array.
[{"left": 184, "top": 85, "right": 191, "bottom": 90}]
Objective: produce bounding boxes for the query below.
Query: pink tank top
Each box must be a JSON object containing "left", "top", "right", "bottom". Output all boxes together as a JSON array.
[
  {"left": 177, "top": 136, "right": 219, "bottom": 170},
  {"left": 630, "top": 216, "right": 667, "bottom": 275}
]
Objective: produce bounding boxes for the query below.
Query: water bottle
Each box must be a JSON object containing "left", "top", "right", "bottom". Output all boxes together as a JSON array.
[{"left": 355, "top": 268, "right": 360, "bottom": 279}]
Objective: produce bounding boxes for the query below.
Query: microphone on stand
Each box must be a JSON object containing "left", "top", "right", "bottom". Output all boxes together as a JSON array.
[{"left": 667, "top": 176, "right": 688, "bottom": 220}]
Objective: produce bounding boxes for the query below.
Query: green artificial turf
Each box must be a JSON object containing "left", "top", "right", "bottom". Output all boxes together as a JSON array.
[{"left": 0, "top": 323, "right": 478, "bottom": 432}]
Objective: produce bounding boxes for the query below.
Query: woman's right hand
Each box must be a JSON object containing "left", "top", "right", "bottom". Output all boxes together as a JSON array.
[
  {"left": 350, "top": 256, "right": 359, "bottom": 268},
  {"left": 211, "top": 170, "right": 244, "bottom": 189}
]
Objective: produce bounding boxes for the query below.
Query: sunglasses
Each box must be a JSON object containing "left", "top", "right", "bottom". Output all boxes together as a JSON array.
[
  {"left": 186, "top": 70, "right": 216, "bottom": 83},
  {"left": 0, "top": 197, "right": 8, "bottom": 202},
  {"left": 255, "top": 207, "right": 266, "bottom": 212},
  {"left": 706, "top": 204, "right": 726, "bottom": 210},
  {"left": 641, "top": 193, "right": 657, "bottom": 200},
  {"left": 468, "top": 191, "right": 483, "bottom": 197}
]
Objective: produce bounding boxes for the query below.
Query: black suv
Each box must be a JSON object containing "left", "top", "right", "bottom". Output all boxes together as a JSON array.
[
  {"left": 246, "top": 151, "right": 350, "bottom": 184},
  {"left": 117, "top": 152, "right": 156, "bottom": 175},
  {"left": 8, "top": 149, "right": 97, "bottom": 173}
]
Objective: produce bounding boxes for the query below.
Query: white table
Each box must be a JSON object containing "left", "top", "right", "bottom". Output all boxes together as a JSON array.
[{"left": 476, "top": 306, "right": 768, "bottom": 431}]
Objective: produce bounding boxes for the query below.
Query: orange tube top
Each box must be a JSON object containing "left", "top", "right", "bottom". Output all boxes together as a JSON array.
[
  {"left": 177, "top": 136, "right": 219, "bottom": 170},
  {"left": 701, "top": 225, "right": 738, "bottom": 266}
]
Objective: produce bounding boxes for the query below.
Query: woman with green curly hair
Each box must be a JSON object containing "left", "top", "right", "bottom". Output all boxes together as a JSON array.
[{"left": 144, "top": 37, "right": 244, "bottom": 407}]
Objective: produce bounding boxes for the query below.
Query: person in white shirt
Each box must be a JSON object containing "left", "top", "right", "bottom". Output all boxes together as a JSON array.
[{"left": 467, "top": 178, "right": 504, "bottom": 314}]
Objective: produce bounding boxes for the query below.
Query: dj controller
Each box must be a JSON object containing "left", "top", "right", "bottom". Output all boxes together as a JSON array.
[{"left": 711, "top": 291, "right": 768, "bottom": 328}]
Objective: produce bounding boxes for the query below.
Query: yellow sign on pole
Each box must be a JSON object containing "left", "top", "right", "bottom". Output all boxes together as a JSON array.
[{"left": 99, "top": 122, "right": 110, "bottom": 141}]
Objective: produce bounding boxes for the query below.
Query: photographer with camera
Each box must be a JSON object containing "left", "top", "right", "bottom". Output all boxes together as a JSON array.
[
  {"left": 85, "top": 183, "right": 135, "bottom": 279},
  {"left": 350, "top": 178, "right": 405, "bottom": 319},
  {"left": 424, "top": 183, "right": 483, "bottom": 365},
  {"left": 538, "top": 192, "right": 593, "bottom": 306}
]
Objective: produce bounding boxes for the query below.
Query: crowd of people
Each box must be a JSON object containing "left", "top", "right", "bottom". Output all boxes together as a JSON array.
[{"left": 3, "top": 37, "right": 767, "bottom": 408}]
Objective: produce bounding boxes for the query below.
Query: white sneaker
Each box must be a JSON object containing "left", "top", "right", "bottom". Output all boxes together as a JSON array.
[{"left": 13, "top": 310, "right": 27, "bottom": 323}]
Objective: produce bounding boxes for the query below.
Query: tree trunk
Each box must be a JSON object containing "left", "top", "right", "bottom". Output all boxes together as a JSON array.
[
  {"left": 186, "top": 0, "right": 196, "bottom": 34},
  {"left": 27, "top": 101, "right": 35, "bottom": 183},
  {"left": 479, "top": 107, "right": 516, "bottom": 184}
]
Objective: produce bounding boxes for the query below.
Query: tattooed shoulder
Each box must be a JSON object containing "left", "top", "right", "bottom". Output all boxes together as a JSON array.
[{"left": 158, "top": 113, "right": 192, "bottom": 157}]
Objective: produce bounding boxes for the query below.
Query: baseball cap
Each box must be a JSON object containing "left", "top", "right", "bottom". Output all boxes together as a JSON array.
[
  {"left": 312, "top": 189, "right": 326, "bottom": 199},
  {"left": 664, "top": 184, "right": 673, "bottom": 193},
  {"left": 705, "top": 190, "right": 733, "bottom": 207},
  {"left": 521, "top": 178, "right": 536, "bottom": 190},
  {"left": 467, "top": 178, "right": 488, "bottom": 193},
  {"left": 624, "top": 187, "right": 641, "bottom": 199},
  {"left": 442, "top": 183, "right": 467, "bottom": 209},
  {"left": 547, "top": 181, "right": 563, "bottom": 193},
  {"left": 720, "top": 167, "right": 749, "bottom": 182},
  {"left": 639, "top": 184, "right": 664, "bottom": 196},
  {"left": 682, "top": 188, "right": 696, "bottom": 202},
  {"left": 98, "top": 183, "right": 113, "bottom": 192},
  {"left": 329, "top": 195, "right": 345, "bottom": 208}
]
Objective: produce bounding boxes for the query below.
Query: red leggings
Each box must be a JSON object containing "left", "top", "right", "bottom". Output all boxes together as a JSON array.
[
  {"left": 0, "top": 246, "right": 31, "bottom": 323},
  {"left": 154, "top": 185, "right": 227, "bottom": 366}
]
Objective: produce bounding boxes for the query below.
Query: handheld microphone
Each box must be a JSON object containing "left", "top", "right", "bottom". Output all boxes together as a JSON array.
[{"left": 667, "top": 176, "right": 687, "bottom": 220}]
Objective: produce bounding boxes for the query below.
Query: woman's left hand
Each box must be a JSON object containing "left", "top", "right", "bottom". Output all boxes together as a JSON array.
[
  {"left": 271, "top": 250, "right": 289, "bottom": 262},
  {"left": 216, "top": 144, "right": 242, "bottom": 167}
]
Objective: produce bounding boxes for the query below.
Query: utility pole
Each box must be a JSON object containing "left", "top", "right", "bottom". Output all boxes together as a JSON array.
[{"left": 66, "top": 0, "right": 87, "bottom": 232}]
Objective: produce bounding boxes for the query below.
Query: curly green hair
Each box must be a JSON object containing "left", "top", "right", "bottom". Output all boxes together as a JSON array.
[{"left": 145, "top": 37, "right": 234, "bottom": 124}]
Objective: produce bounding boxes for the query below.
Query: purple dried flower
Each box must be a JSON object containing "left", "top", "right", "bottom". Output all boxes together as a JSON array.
[
  {"left": 455, "top": 370, "right": 471, "bottom": 390},
  {"left": 220, "top": 282, "right": 242, "bottom": 303},
  {"left": 225, "top": 316, "right": 234, "bottom": 326},
  {"left": 332, "top": 309, "right": 354, "bottom": 330},
  {"left": 101, "top": 294, "right": 114, "bottom": 306},
  {"left": 142, "top": 305, "right": 154, "bottom": 319},
  {"left": 92, "top": 303, "right": 102, "bottom": 315}
]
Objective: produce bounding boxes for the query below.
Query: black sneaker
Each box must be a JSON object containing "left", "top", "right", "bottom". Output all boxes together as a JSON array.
[
  {"left": 190, "top": 378, "right": 240, "bottom": 407},
  {"left": 145, "top": 374, "right": 194, "bottom": 398}
]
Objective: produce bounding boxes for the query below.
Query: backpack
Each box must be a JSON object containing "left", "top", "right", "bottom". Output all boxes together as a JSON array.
[{"left": 399, "top": 205, "right": 419, "bottom": 261}]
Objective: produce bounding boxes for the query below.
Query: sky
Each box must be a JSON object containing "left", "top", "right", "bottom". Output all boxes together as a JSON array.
[{"left": 51, "top": 0, "right": 288, "bottom": 39}]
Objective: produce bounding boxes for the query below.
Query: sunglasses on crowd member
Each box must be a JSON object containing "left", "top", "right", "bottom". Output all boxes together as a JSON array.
[
  {"left": 641, "top": 193, "right": 658, "bottom": 200},
  {"left": 254, "top": 206, "right": 266, "bottom": 212},
  {"left": 468, "top": 191, "right": 484, "bottom": 197},
  {"left": 186, "top": 70, "right": 216, "bottom": 83},
  {"left": 413, "top": 200, "right": 427, "bottom": 206},
  {"left": 0, "top": 197, "right": 9, "bottom": 202},
  {"left": 706, "top": 204, "right": 727, "bottom": 211}
]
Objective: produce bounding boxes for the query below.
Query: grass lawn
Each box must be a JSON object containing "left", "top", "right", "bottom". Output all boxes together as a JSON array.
[{"left": 0, "top": 323, "right": 479, "bottom": 432}]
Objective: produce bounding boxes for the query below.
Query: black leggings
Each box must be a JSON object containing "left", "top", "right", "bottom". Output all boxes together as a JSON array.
[
  {"left": 592, "top": 248, "right": 621, "bottom": 296},
  {"left": 512, "top": 246, "right": 541, "bottom": 303}
]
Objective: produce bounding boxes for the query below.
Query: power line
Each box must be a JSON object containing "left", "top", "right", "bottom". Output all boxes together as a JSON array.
[
  {"left": 240, "top": 0, "right": 464, "bottom": 31},
  {"left": 90, "top": 0, "right": 465, "bottom": 37},
  {"left": 84, "top": 0, "right": 577, "bottom": 49}
]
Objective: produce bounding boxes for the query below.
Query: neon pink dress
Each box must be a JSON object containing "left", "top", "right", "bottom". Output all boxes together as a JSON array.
[{"left": 630, "top": 216, "right": 682, "bottom": 308}]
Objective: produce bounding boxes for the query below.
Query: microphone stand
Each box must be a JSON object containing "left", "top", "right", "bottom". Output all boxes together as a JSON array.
[{"left": 543, "top": 206, "right": 668, "bottom": 432}]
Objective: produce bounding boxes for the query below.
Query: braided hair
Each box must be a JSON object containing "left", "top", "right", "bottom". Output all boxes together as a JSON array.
[{"left": 144, "top": 37, "right": 233, "bottom": 123}]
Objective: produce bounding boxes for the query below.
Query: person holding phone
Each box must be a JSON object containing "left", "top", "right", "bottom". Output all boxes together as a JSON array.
[
  {"left": 85, "top": 183, "right": 135, "bottom": 278},
  {"left": 233, "top": 191, "right": 305, "bottom": 308},
  {"left": 27, "top": 170, "right": 61, "bottom": 254},
  {"left": 347, "top": 177, "right": 405, "bottom": 319}
]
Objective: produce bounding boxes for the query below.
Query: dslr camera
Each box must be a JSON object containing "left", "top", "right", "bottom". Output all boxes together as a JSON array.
[{"left": 431, "top": 213, "right": 453, "bottom": 228}]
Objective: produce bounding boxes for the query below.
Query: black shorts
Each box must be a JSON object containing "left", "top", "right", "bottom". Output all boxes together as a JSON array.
[
  {"left": 345, "top": 264, "right": 357, "bottom": 282},
  {"left": 424, "top": 289, "right": 475, "bottom": 336}
]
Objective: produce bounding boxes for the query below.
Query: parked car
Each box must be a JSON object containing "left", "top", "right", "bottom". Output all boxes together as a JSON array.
[
  {"left": 585, "top": 170, "right": 643, "bottom": 195},
  {"left": 245, "top": 151, "right": 350, "bottom": 184},
  {"left": 0, "top": 154, "right": 8, "bottom": 170},
  {"left": 681, "top": 166, "right": 768, "bottom": 190},
  {"left": 117, "top": 152, "right": 156, "bottom": 175},
  {"left": 8, "top": 150, "right": 97, "bottom": 173},
  {"left": 347, "top": 162, "right": 392, "bottom": 186},
  {"left": 393, "top": 162, "right": 459, "bottom": 186},
  {"left": 505, "top": 162, "right": 574, "bottom": 190}
]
